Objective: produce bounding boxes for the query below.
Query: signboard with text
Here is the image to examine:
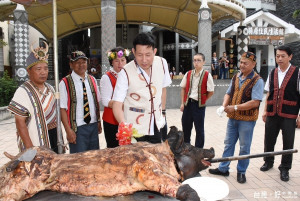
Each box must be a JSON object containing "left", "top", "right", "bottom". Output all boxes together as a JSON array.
[{"left": 247, "top": 27, "right": 285, "bottom": 46}]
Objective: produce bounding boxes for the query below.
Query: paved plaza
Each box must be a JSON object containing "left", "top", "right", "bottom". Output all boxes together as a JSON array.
[{"left": 0, "top": 101, "right": 299, "bottom": 200}]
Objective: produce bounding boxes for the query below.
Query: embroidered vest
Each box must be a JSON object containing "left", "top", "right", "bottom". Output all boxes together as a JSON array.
[
  {"left": 123, "top": 56, "right": 165, "bottom": 135},
  {"left": 183, "top": 70, "right": 209, "bottom": 107},
  {"left": 102, "top": 71, "right": 119, "bottom": 125},
  {"left": 227, "top": 72, "right": 261, "bottom": 121},
  {"left": 267, "top": 66, "right": 300, "bottom": 119},
  {"left": 62, "top": 74, "right": 100, "bottom": 132}
]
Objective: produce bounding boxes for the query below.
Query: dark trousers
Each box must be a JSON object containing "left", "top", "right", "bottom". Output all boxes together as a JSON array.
[
  {"left": 264, "top": 115, "right": 296, "bottom": 170},
  {"left": 69, "top": 122, "right": 99, "bottom": 153},
  {"left": 48, "top": 128, "right": 58, "bottom": 154},
  {"left": 103, "top": 121, "right": 119, "bottom": 148},
  {"left": 219, "top": 67, "right": 228, "bottom": 79},
  {"left": 161, "top": 117, "right": 168, "bottom": 141},
  {"left": 182, "top": 99, "right": 206, "bottom": 148},
  {"left": 136, "top": 124, "right": 162, "bottom": 143}
]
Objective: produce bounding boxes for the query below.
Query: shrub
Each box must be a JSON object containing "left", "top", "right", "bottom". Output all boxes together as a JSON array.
[{"left": 0, "top": 71, "right": 18, "bottom": 106}]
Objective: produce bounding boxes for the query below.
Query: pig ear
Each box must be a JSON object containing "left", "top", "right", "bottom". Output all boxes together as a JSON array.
[
  {"left": 175, "top": 131, "right": 184, "bottom": 151},
  {"left": 167, "top": 130, "right": 184, "bottom": 154}
]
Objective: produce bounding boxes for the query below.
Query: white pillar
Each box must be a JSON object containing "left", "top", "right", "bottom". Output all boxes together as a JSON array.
[
  {"left": 217, "top": 40, "right": 226, "bottom": 58},
  {"left": 101, "top": 0, "right": 116, "bottom": 74},
  {"left": 256, "top": 47, "right": 262, "bottom": 73},
  {"left": 175, "top": 32, "right": 179, "bottom": 71},
  {"left": 198, "top": 5, "right": 212, "bottom": 71},
  {"left": 268, "top": 45, "right": 276, "bottom": 72}
]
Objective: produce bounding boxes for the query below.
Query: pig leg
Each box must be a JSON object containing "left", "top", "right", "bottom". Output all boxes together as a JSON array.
[{"left": 176, "top": 184, "right": 200, "bottom": 201}]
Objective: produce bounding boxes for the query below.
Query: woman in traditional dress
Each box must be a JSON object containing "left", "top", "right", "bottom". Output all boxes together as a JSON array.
[{"left": 100, "top": 47, "right": 130, "bottom": 148}]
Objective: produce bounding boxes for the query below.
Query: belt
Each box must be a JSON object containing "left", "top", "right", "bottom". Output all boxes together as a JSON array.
[{"left": 189, "top": 98, "right": 198, "bottom": 103}]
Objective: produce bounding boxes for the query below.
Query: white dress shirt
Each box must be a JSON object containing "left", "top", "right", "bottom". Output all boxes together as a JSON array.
[
  {"left": 100, "top": 68, "right": 118, "bottom": 107},
  {"left": 264, "top": 64, "right": 292, "bottom": 91},
  {"left": 59, "top": 71, "right": 100, "bottom": 127},
  {"left": 180, "top": 69, "right": 214, "bottom": 100}
]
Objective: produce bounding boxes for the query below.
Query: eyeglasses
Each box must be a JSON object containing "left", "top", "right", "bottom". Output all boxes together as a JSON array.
[{"left": 193, "top": 59, "right": 203, "bottom": 63}]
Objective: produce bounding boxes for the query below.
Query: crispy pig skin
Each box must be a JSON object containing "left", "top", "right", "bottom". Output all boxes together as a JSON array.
[{"left": 0, "top": 142, "right": 181, "bottom": 201}]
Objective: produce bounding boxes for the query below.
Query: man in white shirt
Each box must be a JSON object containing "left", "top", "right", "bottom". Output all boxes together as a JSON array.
[
  {"left": 59, "top": 51, "right": 102, "bottom": 153},
  {"left": 180, "top": 53, "right": 214, "bottom": 148},
  {"left": 260, "top": 45, "right": 300, "bottom": 182},
  {"left": 112, "top": 32, "right": 172, "bottom": 143}
]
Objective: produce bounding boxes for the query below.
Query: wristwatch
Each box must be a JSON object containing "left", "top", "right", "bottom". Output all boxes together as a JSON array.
[{"left": 234, "top": 105, "right": 238, "bottom": 111}]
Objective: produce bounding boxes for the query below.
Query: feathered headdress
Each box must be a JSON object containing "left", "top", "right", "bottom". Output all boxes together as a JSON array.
[{"left": 27, "top": 41, "right": 49, "bottom": 69}]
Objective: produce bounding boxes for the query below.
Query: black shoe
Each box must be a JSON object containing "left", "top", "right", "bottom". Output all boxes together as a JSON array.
[
  {"left": 237, "top": 173, "right": 246, "bottom": 184},
  {"left": 280, "top": 169, "right": 289, "bottom": 182},
  {"left": 209, "top": 168, "right": 229, "bottom": 176},
  {"left": 260, "top": 163, "right": 273, "bottom": 171}
]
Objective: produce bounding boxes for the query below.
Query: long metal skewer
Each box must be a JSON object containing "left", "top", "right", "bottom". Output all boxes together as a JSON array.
[{"left": 207, "top": 149, "right": 298, "bottom": 163}]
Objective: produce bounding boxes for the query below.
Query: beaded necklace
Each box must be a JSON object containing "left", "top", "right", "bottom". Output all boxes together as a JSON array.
[{"left": 30, "top": 81, "right": 49, "bottom": 96}]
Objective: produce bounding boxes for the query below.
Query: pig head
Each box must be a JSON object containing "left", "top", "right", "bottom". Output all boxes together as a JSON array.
[{"left": 167, "top": 126, "right": 215, "bottom": 180}]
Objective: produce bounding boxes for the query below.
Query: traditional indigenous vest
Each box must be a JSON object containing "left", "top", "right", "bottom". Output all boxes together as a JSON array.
[
  {"left": 183, "top": 69, "right": 209, "bottom": 107},
  {"left": 7, "top": 81, "right": 55, "bottom": 151},
  {"left": 267, "top": 65, "right": 300, "bottom": 119},
  {"left": 102, "top": 71, "right": 119, "bottom": 125},
  {"left": 227, "top": 72, "right": 261, "bottom": 121},
  {"left": 62, "top": 74, "right": 100, "bottom": 132},
  {"left": 123, "top": 56, "right": 165, "bottom": 135}
]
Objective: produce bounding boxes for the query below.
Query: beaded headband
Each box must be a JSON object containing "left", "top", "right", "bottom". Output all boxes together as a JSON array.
[{"left": 241, "top": 51, "right": 256, "bottom": 62}]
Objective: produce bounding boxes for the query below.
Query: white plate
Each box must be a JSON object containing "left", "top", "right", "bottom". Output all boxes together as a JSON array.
[{"left": 182, "top": 177, "right": 229, "bottom": 201}]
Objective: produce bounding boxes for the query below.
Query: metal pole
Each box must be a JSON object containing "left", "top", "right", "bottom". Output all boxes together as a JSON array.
[
  {"left": 208, "top": 149, "right": 298, "bottom": 163},
  {"left": 53, "top": 0, "right": 64, "bottom": 154}
]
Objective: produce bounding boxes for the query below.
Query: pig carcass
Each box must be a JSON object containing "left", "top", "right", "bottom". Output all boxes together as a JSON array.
[{"left": 0, "top": 126, "right": 215, "bottom": 201}]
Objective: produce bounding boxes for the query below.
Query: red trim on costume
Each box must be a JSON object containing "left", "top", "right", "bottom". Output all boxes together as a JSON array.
[
  {"left": 183, "top": 71, "right": 192, "bottom": 104},
  {"left": 102, "top": 72, "right": 119, "bottom": 125},
  {"left": 267, "top": 66, "right": 299, "bottom": 119},
  {"left": 183, "top": 70, "right": 209, "bottom": 105},
  {"left": 130, "top": 93, "right": 141, "bottom": 101},
  {"left": 136, "top": 114, "right": 144, "bottom": 124},
  {"left": 200, "top": 71, "right": 209, "bottom": 105}
]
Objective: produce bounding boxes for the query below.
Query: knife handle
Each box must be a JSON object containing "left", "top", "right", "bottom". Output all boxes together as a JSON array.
[{"left": 6, "top": 160, "right": 20, "bottom": 172}]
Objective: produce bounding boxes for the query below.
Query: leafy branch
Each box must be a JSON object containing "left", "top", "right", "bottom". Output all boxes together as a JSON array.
[
  {"left": 0, "top": 39, "right": 8, "bottom": 48},
  {"left": 293, "top": 9, "right": 300, "bottom": 19}
]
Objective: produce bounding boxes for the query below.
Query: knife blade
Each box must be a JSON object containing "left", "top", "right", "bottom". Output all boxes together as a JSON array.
[{"left": 6, "top": 149, "right": 37, "bottom": 172}]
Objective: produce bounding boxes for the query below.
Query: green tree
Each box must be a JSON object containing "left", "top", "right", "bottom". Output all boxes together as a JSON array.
[
  {"left": 293, "top": 9, "right": 300, "bottom": 18},
  {"left": 0, "top": 71, "right": 18, "bottom": 106}
]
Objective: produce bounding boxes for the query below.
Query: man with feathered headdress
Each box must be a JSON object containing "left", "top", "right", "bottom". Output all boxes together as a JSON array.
[{"left": 7, "top": 42, "right": 59, "bottom": 153}]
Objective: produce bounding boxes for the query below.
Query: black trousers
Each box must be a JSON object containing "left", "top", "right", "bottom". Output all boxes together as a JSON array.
[
  {"left": 48, "top": 128, "right": 58, "bottom": 154},
  {"left": 161, "top": 117, "right": 168, "bottom": 141},
  {"left": 264, "top": 115, "right": 296, "bottom": 170},
  {"left": 182, "top": 99, "right": 206, "bottom": 148},
  {"left": 136, "top": 124, "right": 162, "bottom": 144},
  {"left": 103, "top": 121, "right": 119, "bottom": 148}
]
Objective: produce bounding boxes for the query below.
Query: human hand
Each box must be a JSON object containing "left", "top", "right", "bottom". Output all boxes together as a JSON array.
[
  {"left": 216, "top": 106, "right": 225, "bottom": 117},
  {"left": 98, "top": 121, "right": 102, "bottom": 134},
  {"left": 116, "top": 122, "right": 133, "bottom": 145},
  {"left": 180, "top": 103, "right": 184, "bottom": 112},
  {"left": 262, "top": 112, "right": 267, "bottom": 123},
  {"left": 296, "top": 116, "right": 300, "bottom": 128},
  {"left": 66, "top": 128, "right": 77, "bottom": 144},
  {"left": 224, "top": 105, "right": 234, "bottom": 113}
]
